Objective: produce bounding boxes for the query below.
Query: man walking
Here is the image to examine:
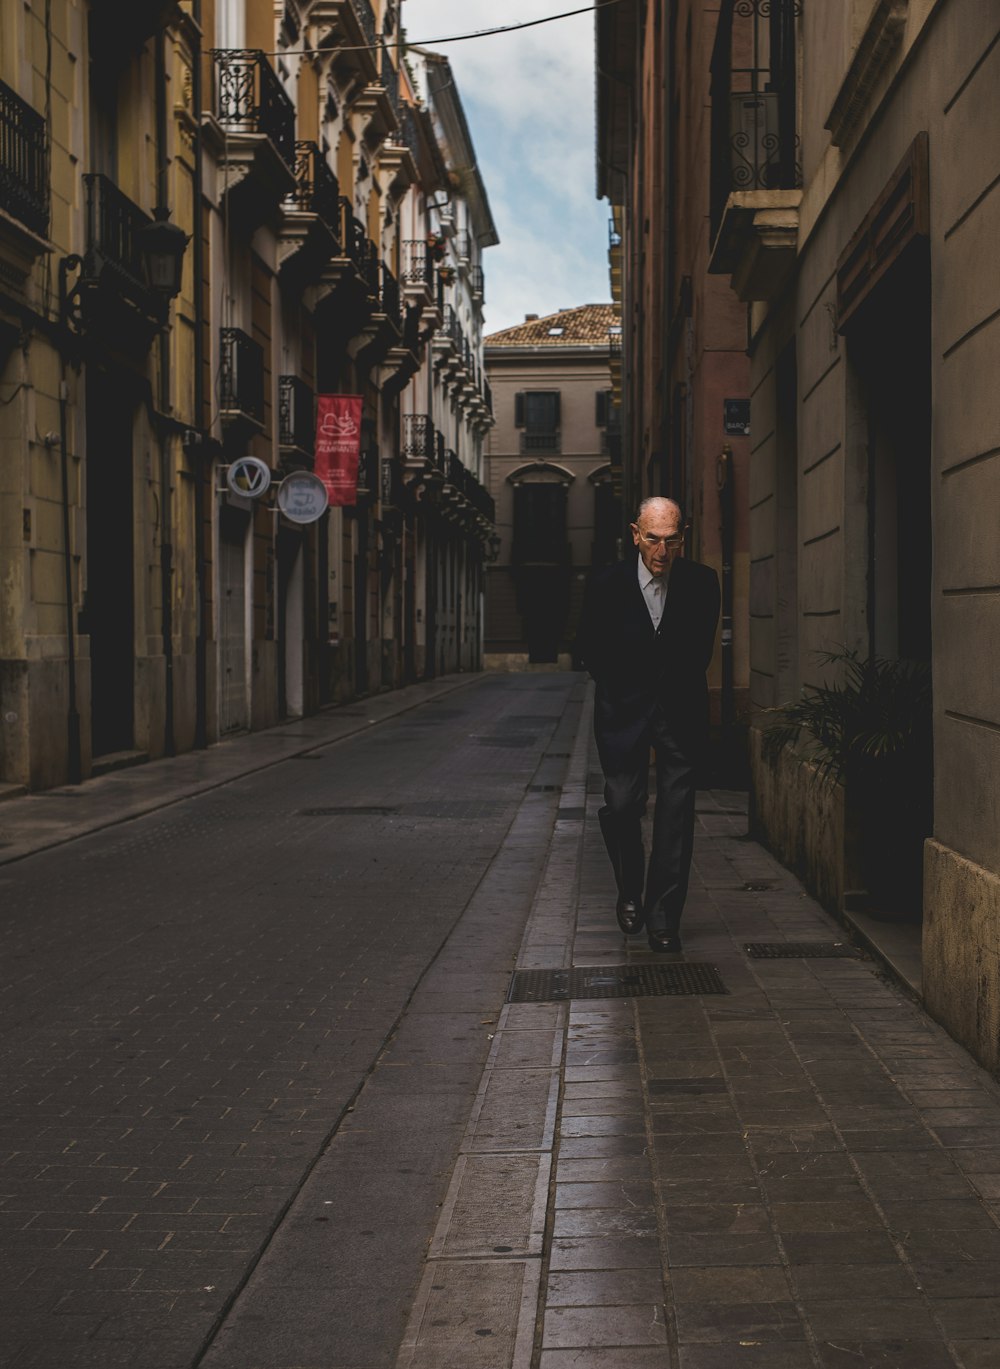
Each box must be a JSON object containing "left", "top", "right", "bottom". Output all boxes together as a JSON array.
[{"left": 576, "top": 498, "right": 720, "bottom": 952}]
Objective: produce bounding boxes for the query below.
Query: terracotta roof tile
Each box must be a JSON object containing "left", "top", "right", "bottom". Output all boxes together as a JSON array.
[{"left": 485, "top": 303, "right": 620, "bottom": 347}]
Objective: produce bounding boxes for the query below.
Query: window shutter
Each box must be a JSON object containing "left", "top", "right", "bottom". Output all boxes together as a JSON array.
[
  {"left": 515, "top": 392, "right": 525, "bottom": 427},
  {"left": 552, "top": 391, "right": 561, "bottom": 428},
  {"left": 596, "top": 390, "right": 608, "bottom": 427}
]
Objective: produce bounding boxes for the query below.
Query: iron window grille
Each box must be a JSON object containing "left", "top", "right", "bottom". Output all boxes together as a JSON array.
[
  {"left": 515, "top": 390, "right": 561, "bottom": 454},
  {"left": 220, "top": 327, "right": 265, "bottom": 425},
  {"left": 213, "top": 49, "right": 296, "bottom": 171},
  {"left": 709, "top": 0, "right": 801, "bottom": 242},
  {"left": 0, "top": 77, "right": 48, "bottom": 237}
]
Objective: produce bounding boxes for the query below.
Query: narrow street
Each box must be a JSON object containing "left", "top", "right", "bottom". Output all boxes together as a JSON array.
[{"left": 4, "top": 674, "right": 1000, "bottom": 1369}]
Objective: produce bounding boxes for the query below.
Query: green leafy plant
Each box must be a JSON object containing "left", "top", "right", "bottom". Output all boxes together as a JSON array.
[{"left": 763, "top": 648, "right": 932, "bottom": 786}]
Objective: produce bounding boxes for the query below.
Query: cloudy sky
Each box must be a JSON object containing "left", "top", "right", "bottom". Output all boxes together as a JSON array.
[{"left": 405, "top": 2, "right": 613, "bottom": 333}]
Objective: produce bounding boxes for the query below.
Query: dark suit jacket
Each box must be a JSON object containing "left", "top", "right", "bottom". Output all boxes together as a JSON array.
[{"left": 576, "top": 553, "right": 721, "bottom": 772}]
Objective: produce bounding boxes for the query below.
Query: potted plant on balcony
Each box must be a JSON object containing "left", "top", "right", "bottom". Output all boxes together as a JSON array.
[{"left": 764, "top": 648, "right": 932, "bottom": 917}]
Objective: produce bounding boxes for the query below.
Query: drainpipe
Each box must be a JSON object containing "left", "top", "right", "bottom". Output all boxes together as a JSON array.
[
  {"left": 191, "top": 0, "right": 208, "bottom": 748},
  {"left": 58, "top": 376, "right": 82, "bottom": 783},
  {"left": 155, "top": 26, "right": 175, "bottom": 756},
  {"left": 717, "top": 445, "right": 735, "bottom": 751}
]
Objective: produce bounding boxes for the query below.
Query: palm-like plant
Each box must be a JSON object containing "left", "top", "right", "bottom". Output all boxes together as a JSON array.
[{"left": 763, "top": 649, "right": 932, "bottom": 786}]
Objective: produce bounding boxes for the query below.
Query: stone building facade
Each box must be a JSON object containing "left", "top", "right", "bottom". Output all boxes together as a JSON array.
[
  {"left": 649, "top": 0, "right": 1000, "bottom": 1070},
  {"left": 483, "top": 305, "right": 620, "bottom": 669},
  {"left": 0, "top": 0, "right": 495, "bottom": 792}
]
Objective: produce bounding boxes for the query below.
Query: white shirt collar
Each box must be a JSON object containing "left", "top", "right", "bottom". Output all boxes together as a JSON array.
[{"left": 637, "top": 557, "right": 670, "bottom": 592}]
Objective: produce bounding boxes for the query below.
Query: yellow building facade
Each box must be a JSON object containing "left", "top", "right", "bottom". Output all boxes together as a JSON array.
[{"left": 0, "top": 0, "right": 496, "bottom": 791}]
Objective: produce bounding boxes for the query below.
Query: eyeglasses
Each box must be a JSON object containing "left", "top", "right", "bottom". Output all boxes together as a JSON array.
[{"left": 635, "top": 531, "right": 685, "bottom": 549}]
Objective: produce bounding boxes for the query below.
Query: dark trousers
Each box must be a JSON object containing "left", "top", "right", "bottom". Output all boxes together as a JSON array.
[{"left": 597, "top": 712, "right": 697, "bottom": 934}]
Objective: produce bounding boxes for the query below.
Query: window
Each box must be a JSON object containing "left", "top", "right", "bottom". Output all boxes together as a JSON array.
[{"left": 515, "top": 391, "right": 560, "bottom": 453}]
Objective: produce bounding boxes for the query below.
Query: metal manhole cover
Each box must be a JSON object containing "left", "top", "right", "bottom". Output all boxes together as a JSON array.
[
  {"left": 556, "top": 807, "right": 585, "bottom": 819},
  {"left": 744, "top": 942, "right": 860, "bottom": 959},
  {"left": 298, "top": 806, "right": 398, "bottom": 817},
  {"left": 507, "top": 963, "right": 728, "bottom": 1003}
]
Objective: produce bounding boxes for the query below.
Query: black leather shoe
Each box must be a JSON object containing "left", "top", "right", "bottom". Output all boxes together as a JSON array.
[
  {"left": 647, "top": 930, "right": 682, "bottom": 953},
  {"left": 616, "top": 897, "right": 645, "bottom": 935}
]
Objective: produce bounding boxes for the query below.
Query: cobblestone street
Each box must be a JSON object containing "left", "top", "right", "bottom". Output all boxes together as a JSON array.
[{"left": 4, "top": 674, "right": 1000, "bottom": 1369}]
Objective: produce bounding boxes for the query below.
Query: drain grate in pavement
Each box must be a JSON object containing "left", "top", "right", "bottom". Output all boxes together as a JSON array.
[
  {"left": 507, "top": 963, "right": 728, "bottom": 1003},
  {"left": 739, "top": 881, "right": 776, "bottom": 892},
  {"left": 299, "top": 805, "right": 398, "bottom": 817},
  {"left": 556, "top": 807, "right": 585, "bottom": 820},
  {"left": 744, "top": 942, "right": 860, "bottom": 959}
]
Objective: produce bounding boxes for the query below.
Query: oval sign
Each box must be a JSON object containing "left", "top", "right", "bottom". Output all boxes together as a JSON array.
[
  {"left": 226, "top": 455, "right": 272, "bottom": 499},
  {"left": 277, "top": 471, "right": 329, "bottom": 525}
]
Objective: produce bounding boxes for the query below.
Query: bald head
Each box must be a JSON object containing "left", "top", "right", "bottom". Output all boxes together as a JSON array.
[
  {"left": 635, "top": 497, "right": 683, "bottom": 524},
  {"left": 631, "top": 498, "right": 685, "bottom": 577}
]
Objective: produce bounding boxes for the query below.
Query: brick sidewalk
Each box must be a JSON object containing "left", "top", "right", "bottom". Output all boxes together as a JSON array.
[{"left": 529, "top": 717, "right": 1000, "bottom": 1369}]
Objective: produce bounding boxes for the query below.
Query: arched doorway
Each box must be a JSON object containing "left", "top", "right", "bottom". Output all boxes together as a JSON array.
[{"left": 508, "top": 462, "right": 574, "bottom": 664}]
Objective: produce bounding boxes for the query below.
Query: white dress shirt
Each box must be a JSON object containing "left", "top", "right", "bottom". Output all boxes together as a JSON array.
[{"left": 638, "top": 557, "right": 670, "bottom": 631}]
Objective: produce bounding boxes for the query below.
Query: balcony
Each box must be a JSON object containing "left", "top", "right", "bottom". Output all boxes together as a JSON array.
[
  {"left": 352, "top": 255, "right": 405, "bottom": 373},
  {"left": 60, "top": 174, "right": 165, "bottom": 344},
  {"left": 308, "top": 0, "right": 379, "bottom": 83},
  {"left": 402, "top": 239, "right": 436, "bottom": 297},
  {"left": 707, "top": 0, "right": 801, "bottom": 300},
  {"left": 212, "top": 50, "right": 296, "bottom": 228},
  {"left": 279, "top": 374, "right": 315, "bottom": 464},
  {"left": 314, "top": 198, "right": 374, "bottom": 335},
  {"left": 352, "top": 44, "right": 401, "bottom": 147},
  {"left": 279, "top": 141, "right": 341, "bottom": 283},
  {"left": 0, "top": 78, "right": 49, "bottom": 243},
  {"left": 470, "top": 264, "right": 485, "bottom": 304},
  {"left": 220, "top": 327, "right": 265, "bottom": 435}
]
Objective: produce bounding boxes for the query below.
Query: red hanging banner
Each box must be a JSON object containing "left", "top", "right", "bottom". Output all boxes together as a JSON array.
[{"left": 315, "top": 394, "right": 363, "bottom": 506}]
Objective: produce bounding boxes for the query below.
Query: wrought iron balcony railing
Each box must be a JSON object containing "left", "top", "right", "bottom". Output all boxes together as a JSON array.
[
  {"left": 279, "top": 374, "right": 315, "bottom": 454},
  {"left": 363, "top": 239, "right": 381, "bottom": 299},
  {"left": 220, "top": 327, "right": 265, "bottom": 425},
  {"left": 214, "top": 49, "right": 296, "bottom": 171},
  {"left": 380, "top": 44, "right": 399, "bottom": 119},
  {"left": 82, "top": 172, "right": 151, "bottom": 296},
  {"left": 438, "top": 303, "right": 456, "bottom": 341},
  {"left": 354, "top": 0, "right": 377, "bottom": 48},
  {"left": 381, "top": 263, "right": 402, "bottom": 333},
  {"left": 288, "top": 141, "right": 340, "bottom": 230},
  {"left": 0, "top": 78, "right": 48, "bottom": 237},
  {"left": 400, "top": 106, "right": 422, "bottom": 164},
  {"left": 470, "top": 264, "right": 484, "bottom": 301},
  {"left": 338, "top": 197, "right": 368, "bottom": 273},
  {"left": 403, "top": 413, "right": 436, "bottom": 460},
  {"left": 709, "top": 0, "right": 801, "bottom": 240},
  {"left": 402, "top": 239, "right": 435, "bottom": 289},
  {"left": 608, "top": 326, "right": 622, "bottom": 357}
]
